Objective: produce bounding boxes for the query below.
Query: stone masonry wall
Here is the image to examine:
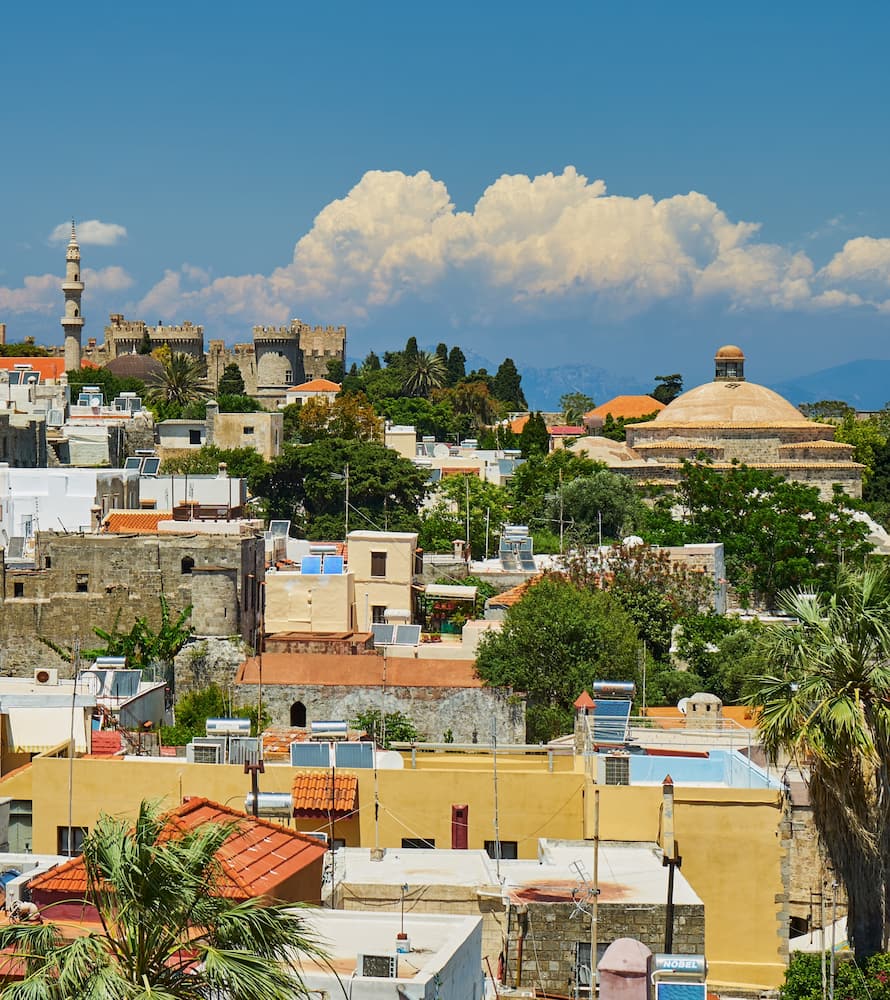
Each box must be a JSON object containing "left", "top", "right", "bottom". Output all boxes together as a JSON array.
[
  {"left": 233, "top": 681, "right": 526, "bottom": 744},
  {"left": 0, "top": 531, "right": 264, "bottom": 674},
  {"left": 515, "top": 901, "right": 704, "bottom": 995}
]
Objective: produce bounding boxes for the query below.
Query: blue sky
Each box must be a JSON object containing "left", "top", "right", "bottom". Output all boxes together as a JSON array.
[{"left": 2, "top": 1, "right": 890, "bottom": 393}]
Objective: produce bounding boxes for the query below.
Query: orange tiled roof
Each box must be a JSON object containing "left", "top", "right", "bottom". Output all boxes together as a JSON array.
[
  {"left": 574, "top": 691, "right": 595, "bottom": 709},
  {"left": 586, "top": 396, "right": 666, "bottom": 421},
  {"left": 287, "top": 378, "right": 341, "bottom": 393},
  {"left": 0, "top": 357, "right": 98, "bottom": 378},
  {"left": 237, "top": 653, "right": 484, "bottom": 689},
  {"left": 292, "top": 772, "right": 359, "bottom": 814},
  {"left": 28, "top": 797, "right": 327, "bottom": 900},
  {"left": 487, "top": 575, "right": 542, "bottom": 608},
  {"left": 102, "top": 511, "right": 171, "bottom": 533},
  {"left": 510, "top": 414, "right": 530, "bottom": 434}
]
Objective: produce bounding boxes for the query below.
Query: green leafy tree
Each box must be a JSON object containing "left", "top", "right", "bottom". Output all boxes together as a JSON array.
[
  {"left": 492, "top": 358, "right": 527, "bottom": 409},
  {"left": 217, "top": 362, "right": 246, "bottom": 396},
  {"left": 651, "top": 374, "right": 683, "bottom": 404},
  {"left": 161, "top": 683, "right": 267, "bottom": 745},
  {"left": 644, "top": 462, "right": 872, "bottom": 606},
  {"left": 66, "top": 367, "right": 146, "bottom": 405},
  {"left": 0, "top": 800, "right": 323, "bottom": 999},
  {"left": 326, "top": 357, "right": 345, "bottom": 383},
  {"left": 834, "top": 410, "right": 887, "bottom": 481},
  {"left": 447, "top": 380, "right": 500, "bottom": 432},
  {"left": 564, "top": 542, "right": 713, "bottom": 660},
  {"left": 750, "top": 566, "right": 890, "bottom": 959},
  {"left": 351, "top": 708, "right": 422, "bottom": 747},
  {"left": 519, "top": 411, "right": 549, "bottom": 457},
  {"left": 379, "top": 395, "right": 460, "bottom": 442},
  {"left": 293, "top": 393, "right": 382, "bottom": 443},
  {"left": 146, "top": 351, "right": 209, "bottom": 409},
  {"left": 0, "top": 342, "right": 51, "bottom": 357},
  {"left": 216, "top": 393, "right": 263, "bottom": 413},
  {"left": 418, "top": 474, "right": 511, "bottom": 558},
  {"left": 435, "top": 342, "right": 449, "bottom": 366},
  {"left": 403, "top": 336, "right": 419, "bottom": 362},
  {"left": 401, "top": 350, "right": 448, "bottom": 398},
  {"left": 601, "top": 410, "right": 661, "bottom": 441},
  {"left": 257, "top": 438, "right": 428, "bottom": 538},
  {"left": 160, "top": 445, "right": 270, "bottom": 486},
  {"left": 362, "top": 350, "right": 381, "bottom": 372},
  {"left": 476, "top": 575, "right": 640, "bottom": 741},
  {"left": 137, "top": 329, "right": 153, "bottom": 355},
  {"left": 446, "top": 346, "right": 466, "bottom": 386},
  {"left": 560, "top": 392, "right": 596, "bottom": 425},
  {"left": 798, "top": 399, "right": 854, "bottom": 420},
  {"left": 554, "top": 470, "right": 647, "bottom": 544},
  {"left": 508, "top": 450, "right": 601, "bottom": 541}
]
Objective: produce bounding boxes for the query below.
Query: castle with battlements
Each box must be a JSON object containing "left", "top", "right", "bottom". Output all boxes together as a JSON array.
[{"left": 45, "top": 228, "right": 346, "bottom": 406}]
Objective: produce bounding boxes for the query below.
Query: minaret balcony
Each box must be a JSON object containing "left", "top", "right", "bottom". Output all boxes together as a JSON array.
[
  {"left": 60, "top": 317, "right": 84, "bottom": 327},
  {"left": 62, "top": 281, "right": 84, "bottom": 293}
]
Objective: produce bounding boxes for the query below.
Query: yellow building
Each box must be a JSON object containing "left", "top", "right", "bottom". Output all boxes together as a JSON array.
[{"left": 0, "top": 742, "right": 787, "bottom": 991}]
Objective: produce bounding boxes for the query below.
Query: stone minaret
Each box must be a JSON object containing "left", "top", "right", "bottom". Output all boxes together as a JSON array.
[{"left": 61, "top": 221, "right": 84, "bottom": 371}]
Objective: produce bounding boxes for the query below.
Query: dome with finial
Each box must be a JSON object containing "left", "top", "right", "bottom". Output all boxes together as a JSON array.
[{"left": 714, "top": 344, "right": 744, "bottom": 360}]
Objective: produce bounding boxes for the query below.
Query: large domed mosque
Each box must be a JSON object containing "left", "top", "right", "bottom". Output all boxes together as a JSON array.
[{"left": 568, "top": 345, "right": 863, "bottom": 499}]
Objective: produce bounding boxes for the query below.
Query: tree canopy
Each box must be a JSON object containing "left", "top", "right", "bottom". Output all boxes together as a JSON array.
[
  {"left": 476, "top": 575, "right": 639, "bottom": 741},
  {"left": 217, "top": 362, "right": 246, "bottom": 396},
  {"left": 0, "top": 800, "right": 323, "bottom": 998}
]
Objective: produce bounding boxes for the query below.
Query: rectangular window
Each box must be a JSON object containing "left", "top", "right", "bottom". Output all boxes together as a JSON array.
[
  {"left": 58, "top": 825, "right": 88, "bottom": 857},
  {"left": 188, "top": 429, "right": 201, "bottom": 445},
  {"left": 484, "top": 840, "right": 518, "bottom": 860},
  {"left": 285, "top": 371, "right": 293, "bottom": 384},
  {"left": 370, "top": 551, "right": 387, "bottom": 577},
  {"left": 401, "top": 837, "right": 435, "bottom": 849},
  {"left": 371, "top": 605, "right": 387, "bottom": 624},
  {"left": 75, "top": 573, "right": 88, "bottom": 593},
  {"left": 13, "top": 582, "right": 23, "bottom": 598},
  {"left": 243, "top": 426, "right": 254, "bottom": 435}
]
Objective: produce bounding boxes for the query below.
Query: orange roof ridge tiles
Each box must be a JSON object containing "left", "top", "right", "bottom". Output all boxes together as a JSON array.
[
  {"left": 486, "top": 575, "right": 543, "bottom": 609},
  {"left": 287, "top": 378, "right": 341, "bottom": 392},
  {"left": 586, "top": 396, "right": 666, "bottom": 421},
  {"left": 103, "top": 511, "right": 172, "bottom": 534},
  {"left": 292, "top": 772, "right": 359, "bottom": 814},
  {"left": 574, "top": 691, "right": 595, "bottom": 709},
  {"left": 29, "top": 797, "right": 327, "bottom": 901}
]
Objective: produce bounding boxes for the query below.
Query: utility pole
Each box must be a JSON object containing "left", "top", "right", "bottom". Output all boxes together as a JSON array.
[
  {"left": 344, "top": 463, "right": 350, "bottom": 541},
  {"left": 591, "top": 789, "right": 600, "bottom": 997},
  {"left": 662, "top": 776, "right": 682, "bottom": 952}
]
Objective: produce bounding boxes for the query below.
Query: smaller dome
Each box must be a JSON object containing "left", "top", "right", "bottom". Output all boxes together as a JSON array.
[{"left": 715, "top": 344, "right": 745, "bottom": 360}]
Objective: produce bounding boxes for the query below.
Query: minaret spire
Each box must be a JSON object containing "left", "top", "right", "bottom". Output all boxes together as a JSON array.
[{"left": 61, "top": 218, "right": 84, "bottom": 371}]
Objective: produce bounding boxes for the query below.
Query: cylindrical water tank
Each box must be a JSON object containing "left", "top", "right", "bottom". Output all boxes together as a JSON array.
[
  {"left": 592, "top": 681, "right": 636, "bottom": 698},
  {"left": 310, "top": 720, "right": 348, "bottom": 736},
  {"left": 244, "top": 793, "right": 294, "bottom": 817},
  {"left": 205, "top": 718, "right": 251, "bottom": 736}
]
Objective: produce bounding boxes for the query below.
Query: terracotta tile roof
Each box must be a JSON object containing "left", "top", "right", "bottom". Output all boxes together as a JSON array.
[
  {"left": 510, "top": 414, "right": 530, "bottom": 434},
  {"left": 237, "top": 653, "right": 483, "bottom": 688},
  {"left": 292, "top": 772, "right": 358, "bottom": 815},
  {"left": 28, "top": 797, "right": 327, "bottom": 901},
  {"left": 586, "top": 396, "right": 666, "bottom": 420},
  {"left": 89, "top": 731, "right": 122, "bottom": 755},
  {"left": 287, "top": 378, "right": 341, "bottom": 393},
  {"left": 548, "top": 425, "right": 585, "bottom": 436},
  {"left": 487, "top": 576, "right": 542, "bottom": 608},
  {"left": 0, "top": 358, "right": 66, "bottom": 380},
  {"left": 440, "top": 466, "right": 483, "bottom": 477},
  {"left": 574, "top": 690, "right": 595, "bottom": 709},
  {"left": 102, "top": 511, "right": 171, "bottom": 533}
]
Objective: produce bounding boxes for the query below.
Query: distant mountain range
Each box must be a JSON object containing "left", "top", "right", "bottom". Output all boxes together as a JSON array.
[
  {"left": 768, "top": 360, "right": 890, "bottom": 410},
  {"left": 518, "top": 365, "right": 651, "bottom": 411}
]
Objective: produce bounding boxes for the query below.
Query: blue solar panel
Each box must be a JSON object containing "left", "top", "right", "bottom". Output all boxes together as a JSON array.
[
  {"left": 591, "top": 700, "right": 632, "bottom": 743},
  {"left": 290, "top": 743, "right": 331, "bottom": 767},
  {"left": 301, "top": 556, "right": 322, "bottom": 574},
  {"left": 334, "top": 742, "right": 374, "bottom": 768},
  {"left": 656, "top": 984, "right": 706, "bottom": 1000},
  {"left": 323, "top": 555, "right": 344, "bottom": 574}
]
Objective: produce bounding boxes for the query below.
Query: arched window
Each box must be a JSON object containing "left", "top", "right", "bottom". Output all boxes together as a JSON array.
[
  {"left": 290, "top": 701, "right": 307, "bottom": 727},
  {"left": 181, "top": 556, "right": 195, "bottom": 575},
  {"left": 73, "top": 307, "right": 79, "bottom": 317}
]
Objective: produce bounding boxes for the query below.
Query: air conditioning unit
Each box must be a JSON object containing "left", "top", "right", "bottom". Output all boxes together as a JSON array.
[
  {"left": 599, "top": 751, "right": 631, "bottom": 786},
  {"left": 33, "top": 669, "right": 59, "bottom": 686},
  {"left": 186, "top": 742, "right": 223, "bottom": 765},
  {"left": 357, "top": 953, "right": 398, "bottom": 978}
]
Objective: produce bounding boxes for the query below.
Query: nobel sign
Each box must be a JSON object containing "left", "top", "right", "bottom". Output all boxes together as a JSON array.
[{"left": 652, "top": 955, "right": 706, "bottom": 977}]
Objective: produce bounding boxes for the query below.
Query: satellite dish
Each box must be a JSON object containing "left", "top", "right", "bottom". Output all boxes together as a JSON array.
[
  {"left": 622, "top": 535, "right": 644, "bottom": 547},
  {"left": 90, "top": 396, "right": 102, "bottom": 407},
  {"left": 677, "top": 698, "right": 689, "bottom": 715},
  {"left": 433, "top": 443, "right": 449, "bottom": 458}
]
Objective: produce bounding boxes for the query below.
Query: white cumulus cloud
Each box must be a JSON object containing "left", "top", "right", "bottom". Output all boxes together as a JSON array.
[
  {"left": 0, "top": 267, "right": 134, "bottom": 315},
  {"left": 49, "top": 219, "right": 128, "bottom": 246}
]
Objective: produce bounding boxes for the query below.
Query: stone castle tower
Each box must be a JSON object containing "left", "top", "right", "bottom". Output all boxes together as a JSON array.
[
  {"left": 61, "top": 221, "right": 84, "bottom": 370},
  {"left": 62, "top": 219, "right": 83, "bottom": 371}
]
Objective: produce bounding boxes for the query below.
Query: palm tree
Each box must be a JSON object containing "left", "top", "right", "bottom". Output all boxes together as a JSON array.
[
  {"left": 401, "top": 349, "right": 447, "bottom": 398},
  {"left": 0, "top": 801, "right": 323, "bottom": 998},
  {"left": 749, "top": 565, "right": 890, "bottom": 959},
  {"left": 147, "top": 351, "right": 210, "bottom": 408}
]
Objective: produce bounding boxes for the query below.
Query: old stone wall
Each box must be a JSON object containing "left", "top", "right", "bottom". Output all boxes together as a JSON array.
[
  {"left": 512, "top": 901, "right": 704, "bottom": 995},
  {"left": 786, "top": 799, "right": 847, "bottom": 932},
  {"left": 0, "top": 412, "right": 46, "bottom": 467},
  {"left": 174, "top": 636, "right": 249, "bottom": 699},
  {"left": 0, "top": 531, "right": 264, "bottom": 674},
  {"left": 233, "top": 681, "right": 526, "bottom": 744}
]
